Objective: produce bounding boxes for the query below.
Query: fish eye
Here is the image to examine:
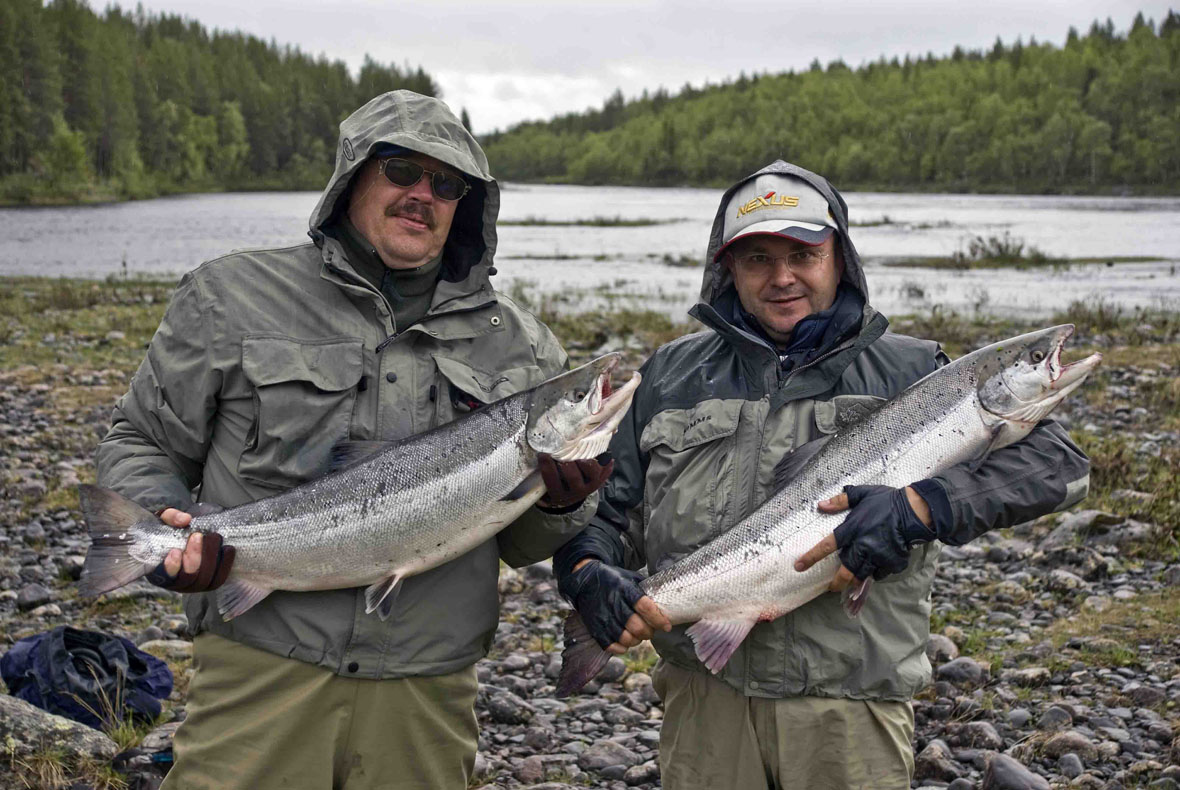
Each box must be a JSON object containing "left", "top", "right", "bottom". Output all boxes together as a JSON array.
[
  {"left": 1030, "top": 350, "right": 1046, "bottom": 363},
  {"left": 572, "top": 390, "right": 587, "bottom": 401}
]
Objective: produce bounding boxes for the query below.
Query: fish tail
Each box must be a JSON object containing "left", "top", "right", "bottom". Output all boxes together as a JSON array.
[
  {"left": 842, "top": 577, "right": 873, "bottom": 617},
  {"left": 555, "top": 611, "right": 612, "bottom": 697},
  {"left": 77, "top": 484, "right": 166, "bottom": 597}
]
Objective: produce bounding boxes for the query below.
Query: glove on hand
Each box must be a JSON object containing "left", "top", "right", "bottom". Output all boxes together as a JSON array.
[
  {"left": 833, "top": 485, "right": 935, "bottom": 582},
  {"left": 145, "top": 503, "right": 236, "bottom": 593},
  {"left": 538, "top": 452, "right": 614, "bottom": 511},
  {"left": 557, "top": 560, "right": 645, "bottom": 649}
]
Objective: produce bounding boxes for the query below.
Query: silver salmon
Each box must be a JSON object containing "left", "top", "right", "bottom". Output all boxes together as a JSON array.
[
  {"left": 557, "top": 325, "right": 1100, "bottom": 695},
  {"left": 80, "top": 353, "right": 641, "bottom": 621}
]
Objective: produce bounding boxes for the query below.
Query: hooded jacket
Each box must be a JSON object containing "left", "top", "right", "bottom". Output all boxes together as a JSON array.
[
  {"left": 96, "top": 91, "right": 593, "bottom": 679},
  {"left": 579, "top": 160, "right": 1089, "bottom": 700}
]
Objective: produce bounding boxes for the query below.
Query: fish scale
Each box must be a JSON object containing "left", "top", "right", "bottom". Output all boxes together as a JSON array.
[
  {"left": 80, "top": 353, "right": 642, "bottom": 622},
  {"left": 557, "top": 325, "right": 1101, "bottom": 696}
]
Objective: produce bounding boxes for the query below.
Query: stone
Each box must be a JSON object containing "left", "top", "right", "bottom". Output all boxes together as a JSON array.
[
  {"left": 624, "top": 760, "right": 660, "bottom": 785},
  {"left": 472, "top": 752, "right": 491, "bottom": 778},
  {"left": 598, "top": 656, "right": 627, "bottom": 683},
  {"left": 981, "top": 753, "right": 1050, "bottom": 790},
  {"left": 948, "top": 780, "right": 976, "bottom": 790},
  {"left": 138, "top": 639, "right": 193, "bottom": 661},
  {"left": 0, "top": 694, "right": 118, "bottom": 766},
  {"left": 1082, "top": 595, "right": 1111, "bottom": 612},
  {"left": 914, "top": 739, "right": 964, "bottom": 782},
  {"left": 943, "top": 625, "right": 967, "bottom": 647},
  {"left": 486, "top": 691, "right": 535, "bottom": 725},
  {"left": 15, "top": 582, "right": 52, "bottom": 611},
  {"left": 501, "top": 654, "right": 532, "bottom": 672},
  {"left": 1042, "top": 730, "right": 1098, "bottom": 761},
  {"left": 1162, "top": 565, "right": 1180, "bottom": 586},
  {"left": 136, "top": 625, "right": 166, "bottom": 645},
  {"left": 1008, "top": 708, "right": 1032, "bottom": 728},
  {"left": 927, "top": 634, "right": 960, "bottom": 663},
  {"left": 524, "top": 560, "right": 554, "bottom": 582},
  {"left": 498, "top": 567, "right": 524, "bottom": 595},
  {"left": 936, "top": 657, "right": 986, "bottom": 686},
  {"left": 1128, "top": 685, "right": 1166, "bottom": 707},
  {"left": 623, "top": 672, "right": 653, "bottom": 693},
  {"left": 603, "top": 706, "right": 645, "bottom": 726},
  {"left": 1038, "top": 705, "right": 1074, "bottom": 731},
  {"left": 1003, "top": 667, "right": 1050, "bottom": 686},
  {"left": 1047, "top": 568, "right": 1088, "bottom": 592},
  {"left": 28, "top": 602, "right": 61, "bottom": 617},
  {"left": 1058, "top": 752, "right": 1085, "bottom": 778},
  {"left": 514, "top": 755, "right": 546, "bottom": 784},
  {"left": 578, "top": 739, "right": 641, "bottom": 771},
  {"left": 964, "top": 721, "right": 1004, "bottom": 749}
]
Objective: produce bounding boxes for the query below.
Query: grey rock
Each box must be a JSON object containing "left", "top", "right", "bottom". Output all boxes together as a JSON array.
[
  {"left": 578, "top": 740, "right": 641, "bottom": 771},
  {"left": 981, "top": 753, "right": 1050, "bottom": 790},
  {"left": 486, "top": 691, "right": 535, "bottom": 725},
  {"left": 1008, "top": 708, "right": 1032, "bottom": 728},
  {"left": 914, "top": 739, "right": 964, "bottom": 782},
  {"left": 964, "top": 721, "right": 1004, "bottom": 749},
  {"left": 138, "top": 639, "right": 193, "bottom": 660},
  {"left": 1002, "top": 667, "right": 1050, "bottom": 686},
  {"left": 948, "top": 780, "right": 976, "bottom": 790},
  {"left": 624, "top": 761, "right": 659, "bottom": 785},
  {"left": 136, "top": 625, "right": 166, "bottom": 645},
  {"left": 598, "top": 656, "right": 627, "bottom": 683},
  {"left": 501, "top": 653, "right": 532, "bottom": 672},
  {"left": 936, "top": 657, "right": 986, "bottom": 686},
  {"left": 603, "top": 706, "right": 645, "bottom": 726},
  {"left": 1038, "top": 705, "right": 1073, "bottom": 731},
  {"left": 16, "top": 582, "right": 52, "bottom": 611},
  {"left": 600, "top": 765, "right": 628, "bottom": 780},
  {"left": 1128, "top": 685, "right": 1166, "bottom": 707},
  {"left": 0, "top": 694, "right": 119, "bottom": 765},
  {"left": 524, "top": 560, "right": 554, "bottom": 582},
  {"left": 515, "top": 755, "right": 546, "bottom": 784},
  {"left": 1162, "top": 565, "right": 1180, "bottom": 586},
  {"left": 1047, "top": 568, "right": 1088, "bottom": 592},
  {"left": 472, "top": 752, "right": 491, "bottom": 778},
  {"left": 927, "top": 634, "right": 960, "bottom": 663},
  {"left": 1058, "top": 752, "right": 1084, "bottom": 778},
  {"left": 28, "top": 602, "right": 61, "bottom": 617}
]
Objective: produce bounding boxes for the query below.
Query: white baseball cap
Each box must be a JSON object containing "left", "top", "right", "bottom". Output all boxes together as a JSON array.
[{"left": 715, "top": 173, "right": 837, "bottom": 261}]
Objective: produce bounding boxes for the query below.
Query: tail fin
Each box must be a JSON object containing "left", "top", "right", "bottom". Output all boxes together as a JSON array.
[
  {"left": 77, "top": 484, "right": 165, "bottom": 597},
  {"left": 555, "top": 611, "right": 612, "bottom": 697}
]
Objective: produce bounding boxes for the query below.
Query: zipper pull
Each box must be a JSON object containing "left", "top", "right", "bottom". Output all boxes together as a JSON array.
[{"left": 376, "top": 335, "right": 396, "bottom": 353}]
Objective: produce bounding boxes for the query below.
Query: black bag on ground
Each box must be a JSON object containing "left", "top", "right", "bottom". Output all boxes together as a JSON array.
[{"left": 1, "top": 625, "right": 173, "bottom": 729}]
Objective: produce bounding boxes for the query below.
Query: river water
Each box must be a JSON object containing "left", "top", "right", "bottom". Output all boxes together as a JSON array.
[{"left": 2, "top": 185, "right": 1178, "bottom": 319}]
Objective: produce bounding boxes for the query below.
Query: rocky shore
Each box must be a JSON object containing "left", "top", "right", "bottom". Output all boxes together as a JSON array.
[{"left": 1, "top": 279, "right": 1177, "bottom": 789}]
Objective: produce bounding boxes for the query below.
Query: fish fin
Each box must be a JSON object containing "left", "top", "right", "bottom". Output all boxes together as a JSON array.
[
  {"left": 217, "top": 578, "right": 271, "bottom": 620},
  {"left": 967, "top": 424, "right": 1005, "bottom": 473},
  {"left": 327, "top": 440, "right": 392, "bottom": 473},
  {"left": 502, "top": 470, "right": 544, "bottom": 501},
  {"left": 842, "top": 577, "right": 873, "bottom": 618},
  {"left": 556, "top": 611, "right": 612, "bottom": 698},
  {"left": 364, "top": 574, "right": 405, "bottom": 621},
  {"left": 771, "top": 436, "right": 832, "bottom": 493},
  {"left": 685, "top": 617, "right": 757, "bottom": 674},
  {"left": 77, "top": 485, "right": 164, "bottom": 597}
]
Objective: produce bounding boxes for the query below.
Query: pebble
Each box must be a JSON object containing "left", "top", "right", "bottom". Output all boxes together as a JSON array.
[
  {"left": 15, "top": 582, "right": 52, "bottom": 611},
  {"left": 1043, "top": 730, "right": 1099, "bottom": 761},
  {"left": 982, "top": 753, "right": 1050, "bottom": 790}
]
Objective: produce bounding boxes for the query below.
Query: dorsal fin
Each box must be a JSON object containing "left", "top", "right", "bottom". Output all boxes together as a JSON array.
[
  {"left": 771, "top": 435, "right": 832, "bottom": 493},
  {"left": 327, "top": 440, "right": 392, "bottom": 473}
]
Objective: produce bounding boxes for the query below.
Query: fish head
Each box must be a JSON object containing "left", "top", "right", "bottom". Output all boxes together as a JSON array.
[
  {"left": 975, "top": 324, "right": 1101, "bottom": 447},
  {"left": 526, "top": 352, "right": 642, "bottom": 460}
]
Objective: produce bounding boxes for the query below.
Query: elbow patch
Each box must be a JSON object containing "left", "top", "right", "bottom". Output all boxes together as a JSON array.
[{"left": 1056, "top": 473, "right": 1090, "bottom": 512}]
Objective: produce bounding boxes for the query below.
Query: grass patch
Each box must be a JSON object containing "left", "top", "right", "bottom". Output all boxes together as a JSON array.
[
  {"left": 1045, "top": 591, "right": 1180, "bottom": 665},
  {"left": 622, "top": 641, "right": 659, "bottom": 675},
  {"left": 850, "top": 215, "right": 896, "bottom": 227},
  {"left": 499, "top": 215, "right": 681, "bottom": 227}
]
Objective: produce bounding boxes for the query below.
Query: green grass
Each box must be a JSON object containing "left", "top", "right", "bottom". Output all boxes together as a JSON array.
[{"left": 622, "top": 641, "right": 659, "bottom": 675}]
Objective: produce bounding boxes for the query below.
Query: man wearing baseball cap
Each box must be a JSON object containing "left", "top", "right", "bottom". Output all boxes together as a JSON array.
[{"left": 553, "top": 161, "right": 1089, "bottom": 788}]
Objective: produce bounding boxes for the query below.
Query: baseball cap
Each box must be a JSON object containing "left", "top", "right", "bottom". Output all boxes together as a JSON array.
[{"left": 715, "top": 173, "right": 837, "bottom": 261}]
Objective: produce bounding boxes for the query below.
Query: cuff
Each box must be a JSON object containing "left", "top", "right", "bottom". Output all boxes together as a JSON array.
[
  {"left": 910, "top": 479, "right": 954, "bottom": 540},
  {"left": 553, "top": 523, "right": 625, "bottom": 580}
]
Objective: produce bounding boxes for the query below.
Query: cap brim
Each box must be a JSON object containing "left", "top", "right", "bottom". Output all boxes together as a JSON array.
[{"left": 715, "top": 222, "right": 834, "bottom": 261}]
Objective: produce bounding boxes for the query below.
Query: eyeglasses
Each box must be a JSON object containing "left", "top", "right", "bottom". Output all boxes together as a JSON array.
[
  {"left": 379, "top": 158, "right": 470, "bottom": 201},
  {"left": 731, "top": 249, "right": 830, "bottom": 272}
]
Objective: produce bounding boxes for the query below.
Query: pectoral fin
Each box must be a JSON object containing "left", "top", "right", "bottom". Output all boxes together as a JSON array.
[
  {"left": 364, "top": 574, "right": 405, "bottom": 621},
  {"left": 685, "top": 617, "right": 758, "bottom": 673},
  {"left": 217, "top": 578, "right": 272, "bottom": 620}
]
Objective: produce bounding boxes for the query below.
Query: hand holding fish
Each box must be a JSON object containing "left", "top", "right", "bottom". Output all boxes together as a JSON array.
[
  {"left": 147, "top": 505, "right": 236, "bottom": 593},
  {"left": 796, "top": 485, "right": 934, "bottom": 590},
  {"left": 537, "top": 454, "right": 614, "bottom": 510},
  {"left": 558, "top": 559, "right": 671, "bottom": 655}
]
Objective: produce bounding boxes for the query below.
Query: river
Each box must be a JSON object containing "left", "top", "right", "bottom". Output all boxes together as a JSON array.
[{"left": 2, "top": 185, "right": 1178, "bottom": 319}]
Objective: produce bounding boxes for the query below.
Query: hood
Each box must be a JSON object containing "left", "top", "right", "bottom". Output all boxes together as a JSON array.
[
  {"left": 699, "top": 160, "right": 868, "bottom": 307},
  {"left": 308, "top": 90, "right": 498, "bottom": 284}
]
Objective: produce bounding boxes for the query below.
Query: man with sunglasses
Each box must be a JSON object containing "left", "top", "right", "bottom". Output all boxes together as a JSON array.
[
  {"left": 96, "top": 90, "right": 610, "bottom": 789},
  {"left": 553, "top": 161, "right": 1089, "bottom": 789}
]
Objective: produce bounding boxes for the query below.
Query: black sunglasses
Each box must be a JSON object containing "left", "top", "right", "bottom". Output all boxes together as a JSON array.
[{"left": 379, "top": 158, "right": 470, "bottom": 201}]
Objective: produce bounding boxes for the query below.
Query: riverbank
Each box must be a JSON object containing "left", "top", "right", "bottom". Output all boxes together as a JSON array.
[{"left": 1, "top": 276, "right": 1177, "bottom": 789}]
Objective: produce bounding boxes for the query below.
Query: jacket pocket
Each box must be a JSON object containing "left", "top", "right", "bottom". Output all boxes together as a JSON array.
[
  {"left": 812, "top": 394, "right": 887, "bottom": 435},
  {"left": 431, "top": 354, "right": 547, "bottom": 425},
  {"left": 239, "top": 335, "right": 364, "bottom": 489},
  {"left": 639, "top": 400, "right": 744, "bottom": 567}
]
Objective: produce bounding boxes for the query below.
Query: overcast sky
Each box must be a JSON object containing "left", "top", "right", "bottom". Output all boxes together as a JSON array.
[{"left": 147, "top": 1, "right": 1174, "bottom": 133}]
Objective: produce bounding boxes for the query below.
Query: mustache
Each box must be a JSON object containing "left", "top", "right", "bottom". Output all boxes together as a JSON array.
[
  {"left": 385, "top": 201, "right": 435, "bottom": 228},
  {"left": 763, "top": 288, "right": 805, "bottom": 300}
]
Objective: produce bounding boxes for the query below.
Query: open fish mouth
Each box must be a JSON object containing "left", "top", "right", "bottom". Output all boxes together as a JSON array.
[
  {"left": 1049, "top": 326, "right": 1102, "bottom": 397},
  {"left": 550, "top": 363, "right": 642, "bottom": 461}
]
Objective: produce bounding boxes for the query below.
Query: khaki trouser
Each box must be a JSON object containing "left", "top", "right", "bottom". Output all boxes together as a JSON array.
[
  {"left": 652, "top": 661, "right": 915, "bottom": 790},
  {"left": 161, "top": 634, "right": 479, "bottom": 790}
]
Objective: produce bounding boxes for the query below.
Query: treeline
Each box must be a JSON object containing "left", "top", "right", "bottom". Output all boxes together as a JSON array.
[
  {"left": 1, "top": 0, "right": 439, "bottom": 204},
  {"left": 482, "top": 13, "right": 1180, "bottom": 193}
]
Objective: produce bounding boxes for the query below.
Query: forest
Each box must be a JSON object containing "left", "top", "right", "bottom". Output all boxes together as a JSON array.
[
  {"left": 482, "top": 13, "right": 1180, "bottom": 193},
  {"left": 0, "top": 0, "right": 439, "bottom": 203},
  {"left": 3, "top": 4, "right": 1178, "bottom": 202}
]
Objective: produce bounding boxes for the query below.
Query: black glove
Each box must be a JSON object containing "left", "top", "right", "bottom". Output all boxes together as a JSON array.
[
  {"left": 833, "top": 485, "right": 936, "bottom": 582},
  {"left": 557, "top": 560, "right": 646, "bottom": 649},
  {"left": 537, "top": 452, "right": 614, "bottom": 512},
  {"left": 145, "top": 503, "right": 236, "bottom": 593}
]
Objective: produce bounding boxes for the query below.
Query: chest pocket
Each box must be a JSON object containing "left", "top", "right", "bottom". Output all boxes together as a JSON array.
[
  {"left": 431, "top": 355, "right": 547, "bottom": 426},
  {"left": 812, "top": 394, "right": 887, "bottom": 436},
  {"left": 239, "top": 335, "right": 364, "bottom": 489},
  {"left": 639, "top": 400, "right": 743, "bottom": 565}
]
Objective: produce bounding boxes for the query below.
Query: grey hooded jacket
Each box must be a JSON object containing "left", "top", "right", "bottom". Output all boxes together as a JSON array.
[
  {"left": 96, "top": 91, "right": 593, "bottom": 679},
  {"left": 578, "top": 160, "right": 1089, "bottom": 700}
]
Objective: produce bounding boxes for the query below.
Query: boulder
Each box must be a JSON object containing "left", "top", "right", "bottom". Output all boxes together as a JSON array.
[
  {"left": 981, "top": 753, "right": 1050, "bottom": 790},
  {"left": 0, "top": 694, "right": 119, "bottom": 766}
]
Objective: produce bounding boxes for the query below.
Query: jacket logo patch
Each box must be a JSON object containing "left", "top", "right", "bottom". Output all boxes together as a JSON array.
[
  {"left": 471, "top": 374, "right": 509, "bottom": 394},
  {"left": 686, "top": 414, "right": 712, "bottom": 430},
  {"left": 342, "top": 138, "right": 356, "bottom": 161},
  {"left": 736, "top": 193, "right": 800, "bottom": 218}
]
